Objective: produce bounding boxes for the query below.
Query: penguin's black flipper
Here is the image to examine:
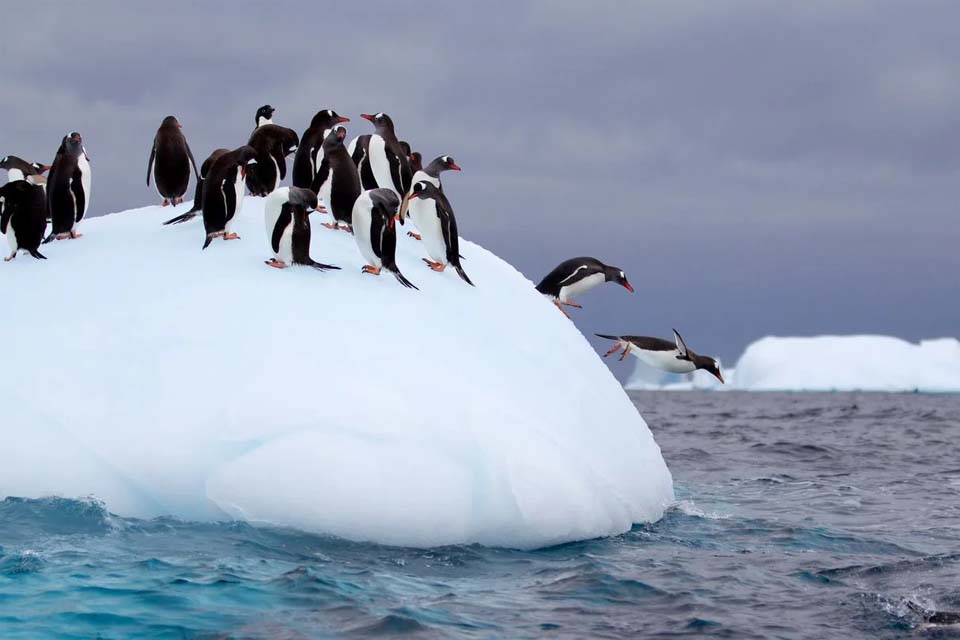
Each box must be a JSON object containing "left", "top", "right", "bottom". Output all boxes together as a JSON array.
[
  {"left": 594, "top": 334, "right": 621, "bottom": 341},
  {"left": 162, "top": 211, "right": 198, "bottom": 226},
  {"left": 28, "top": 249, "right": 47, "bottom": 260}
]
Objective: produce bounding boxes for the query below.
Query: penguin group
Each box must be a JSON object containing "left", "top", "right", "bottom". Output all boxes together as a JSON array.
[{"left": 1, "top": 103, "right": 721, "bottom": 382}]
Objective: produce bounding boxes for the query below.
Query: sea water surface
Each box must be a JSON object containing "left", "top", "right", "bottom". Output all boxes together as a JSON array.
[{"left": 1, "top": 392, "right": 958, "bottom": 639}]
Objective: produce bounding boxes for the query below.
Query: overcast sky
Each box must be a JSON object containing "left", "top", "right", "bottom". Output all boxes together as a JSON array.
[{"left": 2, "top": 1, "right": 957, "bottom": 379}]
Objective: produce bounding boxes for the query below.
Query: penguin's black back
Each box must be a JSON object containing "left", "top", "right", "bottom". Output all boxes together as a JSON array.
[
  {"left": 326, "top": 146, "right": 361, "bottom": 226},
  {"left": 246, "top": 125, "right": 299, "bottom": 196},
  {"left": 0, "top": 180, "right": 47, "bottom": 250},
  {"left": 152, "top": 124, "right": 193, "bottom": 199},
  {"left": 202, "top": 148, "right": 248, "bottom": 234},
  {"left": 535, "top": 257, "right": 607, "bottom": 297}
]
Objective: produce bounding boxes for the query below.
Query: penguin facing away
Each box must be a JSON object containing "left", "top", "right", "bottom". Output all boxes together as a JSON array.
[
  {"left": 535, "top": 257, "right": 634, "bottom": 317},
  {"left": 595, "top": 329, "right": 724, "bottom": 383},
  {"left": 147, "top": 115, "right": 199, "bottom": 206},
  {"left": 315, "top": 126, "right": 360, "bottom": 233},
  {"left": 263, "top": 186, "right": 339, "bottom": 271},
  {"left": 407, "top": 181, "right": 473, "bottom": 286},
  {"left": 201, "top": 145, "right": 257, "bottom": 249},
  {"left": 0, "top": 180, "right": 47, "bottom": 260},
  {"left": 292, "top": 108, "right": 350, "bottom": 190},
  {"left": 45, "top": 131, "right": 91, "bottom": 242},
  {"left": 246, "top": 121, "right": 299, "bottom": 196},
  {"left": 1, "top": 156, "right": 50, "bottom": 185},
  {"left": 358, "top": 112, "right": 412, "bottom": 201},
  {"left": 402, "top": 155, "right": 461, "bottom": 238},
  {"left": 162, "top": 148, "right": 230, "bottom": 225},
  {"left": 351, "top": 188, "right": 417, "bottom": 289}
]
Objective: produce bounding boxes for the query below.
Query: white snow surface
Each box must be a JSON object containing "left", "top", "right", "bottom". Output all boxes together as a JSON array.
[{"left": 0, "top": 197, "right": 673, "bottom": 549}]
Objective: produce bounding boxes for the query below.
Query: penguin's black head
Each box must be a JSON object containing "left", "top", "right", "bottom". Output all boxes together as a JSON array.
[
  {"left": 696, "top": 357, "right": 724, "bottom": 384},
  {"left": 604, "top": 265, "right": 634, "bottom": 293},
  {"left": 234, "top": 145, "right": 258, "bottom": 165},
  {"left": 32, "top": 162, "right": 51, "bottom": 174},
  {"left": 399, "top": 141, "right": 412, "bottom": 157},
  {"left": 62, "top": 132, "right": 84, "bottom": 158},
  {"left": 321, "top": 126, "right": 347, "bottom": 152},
  {"left": 161, "top": 115, "right": 181, "bottom": 129},
  {"left": 409, "top": 181, "right": 441, "bottom": 201},
  {"left": 409, "top": 151, "right": 423, "bottom": 172},
  {"left": 370, "top": 188, "right": 401, "bottom": 227},
  {"left": 309, "top": 109, "right": 350, "bottom": 130},
  {"left": 256, "top": 105, "right": 275, "bottom": 126},
  {"left": 360, "top": 112, "right": 394, "bottom": 132},
  {"left": 288, "top": 187, "right": 320, "bottom": 213}
]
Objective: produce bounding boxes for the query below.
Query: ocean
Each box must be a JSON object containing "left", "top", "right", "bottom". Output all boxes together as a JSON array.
[{"left": 1, "top": 391, "right": 957, "bottom": 639}]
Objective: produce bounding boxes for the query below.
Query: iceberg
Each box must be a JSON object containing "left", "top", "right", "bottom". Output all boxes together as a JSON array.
[{"left": 0, "top": 197, "right": 673, "bottom": 549}]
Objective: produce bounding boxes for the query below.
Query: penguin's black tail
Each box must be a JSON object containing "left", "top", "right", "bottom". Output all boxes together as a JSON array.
[
  {"left": 29, "top": 249, "right": 47, "bottom": 260},
  {"left": 202, "top": 236, "right": 213, "bottom": 250},
  {"left": 594, "top": 334, "right": 621, "bottom": 341},
  {"left": 392, "top": 269, "right": 419, "bottom": 290},
  {"left": 307, "top": 260, "right": 341, "bottom": 271},
  {"left": 455, "top": 264, "right": 474, "bottom": 287},
  {"left": 42, "top": 231, "right": 57, "bottom": 244},
  {"left": 163, "top": 211, "right": 198, "bottom": 226}
]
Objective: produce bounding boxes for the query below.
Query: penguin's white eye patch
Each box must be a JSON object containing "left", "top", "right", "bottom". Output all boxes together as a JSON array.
[
  {"left": 326, "top": 109, "right": 332, "bottom": 116},
  {"left": 376, "top": 113, "right": 383, "bottom": 119},
  {"left": 620, "top": 271, "right": 625, "bottom": 278}
]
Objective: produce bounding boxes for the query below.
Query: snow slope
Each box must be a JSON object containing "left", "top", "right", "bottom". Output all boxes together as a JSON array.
[
  {"left": 731, "top": 335, "right": 960, "bottom": 392},
  {"left": 0, "top": 198, "right": 673, "bottom": 549}
]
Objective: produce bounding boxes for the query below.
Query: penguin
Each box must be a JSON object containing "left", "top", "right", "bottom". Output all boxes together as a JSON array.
[
  {"left": 595, "top": 329, "right": 724, "bottom": 383},
  {"left": 263, "top": 186, "right": 339, "bottom": 271},
  {"left": 315, "top": 126, "right": 361, "bottom": 232},
  {"left": 45, "top": 132, "right": 91, "bottom": 241},
  {"left": 351, "top": 188, "right": 417, "bottom": 289},
  {"left": 0, "top": 180, "right": 47, "bottom": 261},
  {"left": 407, "top": 181, "right": 473, "bottom": 286},
  {"left": 147, "top": 116, "right": 199, "bottom": 206},
  {"left": 402, "top": 155, "right": 461, "bottom": 238},
  {"left": 1, "top": 156, "right": 50, "bottom": 185},
  {"left": 246, "top": 106, "right": 299, "bottom": 196},
  {"left": 356, "top": 113, "right": 412, "bottom": 200},
  {"left": 408, "top": 151, "right": 423, "bottom": 173},
  {"left": 202, "top": 145, "right": 257, "bottom": 249},
  {"left": 905, "top": 601, "right": 960, "bottom": 630},
  {"left": 292, "top": 108, "right": 350, "bottom": 190},
  {"left": 162, "top": 148, "right": 229, "bottom": 225},
  {"left": 535, "top": 257, "right": 634, "bottom": 316}
]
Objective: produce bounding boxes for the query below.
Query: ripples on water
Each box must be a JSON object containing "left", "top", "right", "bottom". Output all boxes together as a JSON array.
[{"left": 1, "top": 392, "right": 958, "bottom": 638}]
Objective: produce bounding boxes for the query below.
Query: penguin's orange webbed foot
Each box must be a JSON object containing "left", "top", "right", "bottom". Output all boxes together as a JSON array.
[
  {"left": 602, "top": 343, "right": 621, "bottom": 358},
  {"left": 553, "top": 300, "right": 571, "bottom": 319},
  {"left": 4, "top": 254, "right": 15, "bottom": 262},
  {"left": 69, "top": 231, "right": 83, "bottom": 239},
  {"left": 223, "top": 232, "right": 240, "bottom": 240},
  {"left": 361, "top": 265, "right": 381, "bottom": 275},
  {"left": 321, "top": 222, "right": 338, "bottom": 230},
  {"left": 618, "top": 344, "right": 632, "bottom": 361},
  {"left": 407, "top": 231, "right": 422, "bottom": 240},
  {"left": 561, "top": 301, "right": 583, "bottom": 309},
  {"left": 161, "top": 199, "right": 170, "bottom": 207},
  {"left": 265, "top": 259, "right": 288, "bottom": 269}
]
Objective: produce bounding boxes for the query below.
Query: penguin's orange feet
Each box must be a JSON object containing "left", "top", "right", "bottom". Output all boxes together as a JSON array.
[
  {"left": 69, "top": 230, "right": 83, "bottom": 239},
  {"left": 422, "top": 259, "right": 445, "bottom": 272},
  {"left": 56, "top": 233, "right": 70, "bottom": 240},
  {"left": 561, "top": 300, "right": 583, "bottom": 308},
  {"left": 618, "top": 344, "right": 632, "bottom": 361},
  {"left": 223, "top": 232, "right": 240, "bottom": 240},
  {"left": 265, "top": 259, "right": 288, "bottom": 269},
  {"left": 361, "top": 265, "right": 381, "bottom": 275},
  {"left": 407, "top": 231, "right": 422, "bottom": 240},
  {"left": 4, "top": 254, "right": 15, "bottom": 262},
  {"left": 161, "top": 199, "right": 170, "bottom": 207},
  {"left": 321, "top": 222, "right": 338, "bottom": 230},
  {"left": 602, "top": 343, "right": 622, "bottom": 358},
  {"left": 553, "top": 300, "right": 571, "bottom": 319}
]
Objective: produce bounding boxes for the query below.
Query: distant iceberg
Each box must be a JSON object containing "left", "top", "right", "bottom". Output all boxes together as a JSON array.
[
  {"left": 0, "top": 197, "right": 673, "bottom": 549},
  {"left": 627, "top": 335, "right": 960, "bottom": 393}
]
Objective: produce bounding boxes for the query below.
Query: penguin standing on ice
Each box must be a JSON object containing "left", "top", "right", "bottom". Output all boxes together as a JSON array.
[
  {"left": 162, "top": 148, "right": 229, "bottom": 225},
  {"left": 45, "top": 132, "right": 91, "bottom": 241},
  {"left": 147, "top": 116, "right": 199, "bottom": 206},
  {"left": 402, "top": 155, "right": 461, "bottom": 238},
  {"left": 595, "top": 329, "right": 724, "bottom": 383},
  {"left": 1, "top": 180, "right": 47, "bottom": 261},
  {"left": 246, "top": 106, "right": 299, "bottom": 196},
  {"left": 1, "top": 156, "right": 50, "bottom": 186},
  {"left": 263, "top": 186, "right": 339, "bottom": 271},
  {"left": 315, "top": 126, "right": 360, "bottom": 232},
  {"left": 407, "top": 182, "right": 473, "bottom": 285},
  {"left": 355, "top": 113, "right": 412, "bottom": 200},
  {"left": 292, "top": 109, "right": 350, "bottom": 190},
  {"left": 535, "top": 257, "right": 634, "bottom": 317},
  {"left": 351, "top": 188, "right": 417, "bottom": 289},
  {"left": 202, "top": 145, "right": 257, "bottom": 249}
]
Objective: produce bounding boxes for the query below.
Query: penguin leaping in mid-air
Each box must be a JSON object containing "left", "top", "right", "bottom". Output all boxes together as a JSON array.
[
  {"left": 147, "top": 116, "right": 199, "bottom": 207},
  {"left": 402, "top": 155, "right": 461, "bottom": 239},
  {"left": 263, "top": 186, "right": 339, "bottom": 271},
  {"left": 45, "top": 132, "right": 91, "bottom": 242},
  {"left": 292, "top": 108, "right": 350, "bottom": 191},
  {"left": 355, "top": 113, "right": 412, "bottom": 201},
  {"left": 535, "top": 257, "right": 633, "bottom": 317},
  {"left": 1, "top": 156, "right": 50, "bottom": 186},
  {"left": 351, "top": 188, "right": 417, "bottom": 289},
  {"left": 595, "top": 329, "right": 724, "bottom": 383},
  {"left": 1, "top": 180, "right": 47, "bottom": 261},
  {"left": 201, "top": 146, "right": 257, "bottom": 249},
  {"left": 407, "top": 181, "right": 473, "bottom": 286}
]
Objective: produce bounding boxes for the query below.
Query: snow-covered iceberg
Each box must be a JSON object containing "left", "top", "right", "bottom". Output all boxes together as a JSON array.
[
  {"left": 0, "top": 198, "right": 673, "bottom": 549},
  {"left": 730, "top": 335, "right": 960, "bottom": 392}
]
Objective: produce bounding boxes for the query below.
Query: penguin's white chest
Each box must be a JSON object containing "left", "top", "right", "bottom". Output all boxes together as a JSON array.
[
  {"left": 351, "top": 198, "right": 380, "bottom": 268},
  {"left": 5, "top": 218, "right": 18, "bottom": 253},
  {"left": 77, "top": 154, "right": 91, "bottom": 217},
  {"left": 631, "top": 348, "right": 697, "bottom": 374},
  {"left": 318, "top": 167, "right": 333, "bottom": 206},
  {"left": 275, "top": 220, "right": 294, "bottom": 263},
  {"left": 559, "top": 272, "right": 605, "bottom": 302},
  {"left": 6, "top": 169, "right": 24, "bottom": 183},
  {"left": 368, "top": 136, "right": 397, "bottom": 197},
  {"left": 410, "top": 199, "right": 446, "bottom": 263}
]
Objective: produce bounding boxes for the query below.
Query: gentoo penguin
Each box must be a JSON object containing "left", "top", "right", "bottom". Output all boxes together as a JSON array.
[
  {"left": 351, "top": 188, "right": 417, "bottom": 289},
  {"left": 292, "top": 109, "right": 350, "bottom": 190},
  {"left": 0, "top": 180, "right": 47, "bottom": 261},
  {"left": 402, "top": 155, "right": 461, "bottom": 238},
  {"left": 1, "top": 156, "right": 50, "bottom": 185},
  {"left": 45, "top": 132, "right": 91, "bottom": 241},
  {"left": 246, "top": 107, "right": 299, "bottom": 196},
  {"left": 315, "top": 126, "right": 360, "bottom": 232},
  {"left": 263, "top": 186, "right": 339, "bottom": 271},
  {"left": 202, "top": 145, "right": 257, "bottom": 249},
  {"left": 356, "top": 113, "right": 412, "bottom": 200},
  {"left": 408, "top": 151, "right": 423, "bottom": 173},
  {"left": 595, "top": 329, "right": 724, "bottom": 383},
  {"left": 162, "top": 148, "right": 228, "bottom": 225},
  {"left": 407, "top": 181, "right": 472, "bottom": 286},
  {"left": 535, "top": 257, "right": 634, "bottom": 317},
  {"left": 147, "top": 116, "right": 198, "bottom": 206}
]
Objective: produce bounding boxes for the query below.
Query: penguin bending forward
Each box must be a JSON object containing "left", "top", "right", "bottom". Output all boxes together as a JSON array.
[
  {"left": 351, "top": 188, "right": 417, "bottom": 289},
  {"left": 292, "top": 109, "right": 350, "bottom": 190},
  {"left": 595, "top": 329, "right": 724, "bottom": 383},
  {"left": 45, "top": 132, "right": 91, "bottom": 242},
  {"left": 315, "top": 126, "right": 360, "bottom": 232},
  {"left": 162, "top": 148, "right": 229, "bottom": 225},
  {"left": 263, "top": 187, "right": 339, "bottom": 271},
  {"left": 535, "top": 257, "right": 634, "bottom": 317},
  {"left": 407, "top": 182, "right": 472, "bottom": 285},
  {"left": 147, "top": 116, "right": 199, "bottom": 206},
  {"left": 1, "top": 156, "right": 50, "bottom": 185},
  {"left": 1, "top": 180, "right": 47, "bottom": 260},
  {"left": 202, "top": 146, "right": 257, "bottom": 249}
]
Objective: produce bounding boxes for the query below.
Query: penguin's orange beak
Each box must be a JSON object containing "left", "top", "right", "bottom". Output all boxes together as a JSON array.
[
  {"left": 361, "top": 114, "right": 376, "bottom": 122},
  {"left": 408, "top": 192, "right": 421, "bottom": 200},
  {"left": 621, "top": 280, "right": 635, "bottom": 293},
  {"left": 337, "top": 129, "right": 347, "bottom": 140},
  {"left": 336, "top": 116, "right": 350, "bottom": 124},
  {"left": 39, "top": 165, "right": 52, "bottom": 173},
  {"left": 449, "top": 163, "right": 462, "bottom": 171},
  {"left": 714, "top": 371, "right": 725, "bottom": 384}
]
